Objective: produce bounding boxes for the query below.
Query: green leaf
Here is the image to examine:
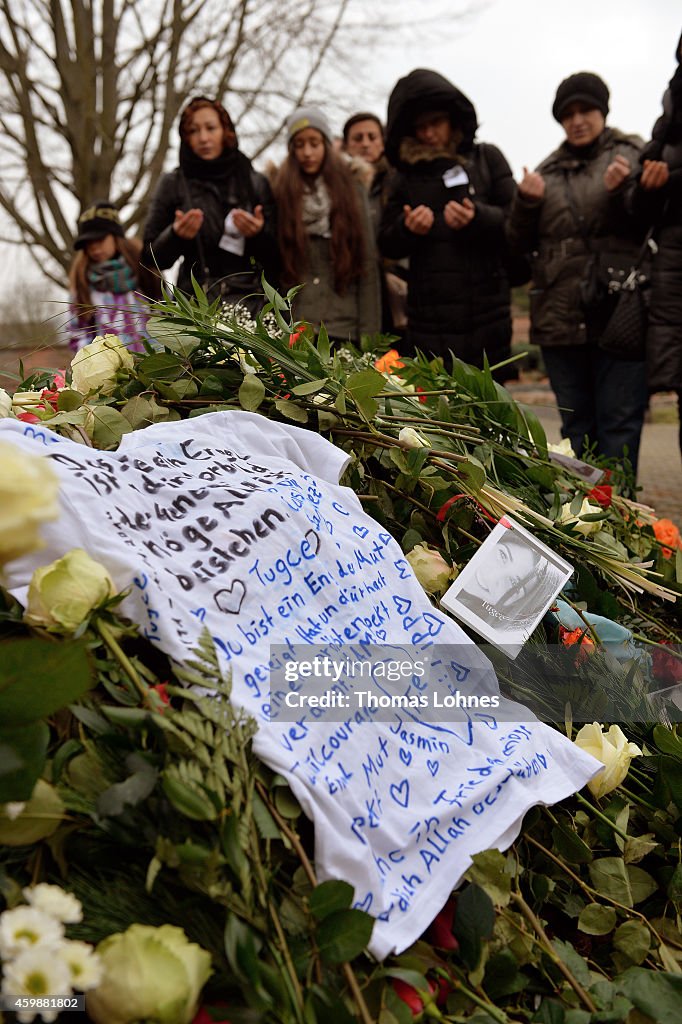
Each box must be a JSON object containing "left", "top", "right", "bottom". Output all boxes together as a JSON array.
[
  {"left": 587, "top": 858, "right": 657, "bottom": 908},
  {"left": 549, "top": 939, "right": 591, "bottom": 987},
  {"left": 56, "top": 388, "right": 84, "bottom": 412},
  {"left": 458, "top": 455, "right": 486, "bottom": 493},
  {"left": 0, "top": 722, "right": 50, "bottom": 802},
  {"left": 97, "top": 761, "right": 159, "bottom": 818},
  {"left": 551, "top": 823, "right": 594, "bottom": 864},
  {"left": 466, "top": 849, "right": 512, "bottom": 907},
  {"left": 274, "top": 399, "right": 308, "bottom": 423},
  {"left": 316, "top": 908, "right": 374, "bottom": 963},
  {"left": 616, "top": 966, "right": 682, "bottom": 1022},
  {"left": 653, "top": 725, "right": 682, "bottom": 759},
  {"left": 483, "top": 949, "right": 528, "bottom": 998},
  {"left": 90, "top": 405, "right": 133, "bottom": 447},
  {"left": 291, "top": 378, "right": 329, "bottom": 396},
  {"left": 309, "top": 880, "right": 354, "bottom": 921},
  {"left": 252, "top": 791, "right": 280, "bottom": 840},
  {"left": 162, "top": 775, "right": 218, "bottom": 821},
  {"left": 613, "top": 920, "right": 651, "bottom": 965},
  {"left": 577, "top": 903, "right": 617, "bottom": 935},
  {"left": 676, "top": 546, "right": 682, "bottom": 585},
  {"left": 136, "top": 352, "right": 185, "bottom": 382},
  {"left": 0, "top": 638, "right": 93, "bottom": 724},
  {"left": 517, "top": 403, "right": 548, "bottom": 458},
  {"left": 453, "top": 883, "right": 495, "bottom": 970},
  {"left": 120, "top": 394, "right": 173, "bottom": 429},
  {"left": 238, "top": 374, "right": 265, "bottom": 411}
]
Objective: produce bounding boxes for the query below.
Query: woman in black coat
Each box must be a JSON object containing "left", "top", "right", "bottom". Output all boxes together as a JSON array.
[
  {"left": 378, "top": 69, "right": 517, "bottom": 380},
  {"left": 144, "top": 96, "right": 278, "bottom": 309}
]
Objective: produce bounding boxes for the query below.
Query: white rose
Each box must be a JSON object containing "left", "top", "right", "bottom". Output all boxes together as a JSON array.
[
  {"left": 25, "top": 548, "right": 115, "bottom": 632},
  {"left": 70, "top": 334, "right": 134, "bottom": 395},
  {"left": 574, "top": 722, "right": 642, "bottom": 799},
  {"left": 557, "top": 498, "right": 602, "bottom": 536},
  {"left": 399, "top": 427, "right": 430, "bottom": 449},
  {"left": 548, "top": 438, "right": 576, "bottom": 458}
]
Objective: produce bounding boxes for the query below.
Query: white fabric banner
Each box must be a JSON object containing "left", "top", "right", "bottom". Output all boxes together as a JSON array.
[{"left": 2, "top": 413, "right": 599, "bottom": 959}]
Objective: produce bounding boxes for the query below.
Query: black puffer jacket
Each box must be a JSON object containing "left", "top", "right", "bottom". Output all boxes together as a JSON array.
[
  {"left": 378, "top": 69, "right": 515, "bottom": 376},
  {"left": 508, "top": 128, "right": 643, "bottom": 349},
  {"left": 144, "top": 145, "right": 278, "bottom": 303},
  {"left": 629, "top": 42, "right": 682, "bottom": 392}
]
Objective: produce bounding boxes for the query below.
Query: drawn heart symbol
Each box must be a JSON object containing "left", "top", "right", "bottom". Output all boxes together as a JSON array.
[
  {"left": 427, "top": 759, "right": 439, "bottom": 777},
  {"left": 399, "top": 748, "right": 412, "bottom": 767},
  {"left": 353, "top": 525, "right": 369, "bottom": 539},
  {"left": 389, "top": 778, "right": 410, "bottom": 809},
  {"left": 375, "top": 628, "right": 387, "bottom": 641},
  {"left": 392, "top": 595, "right": 412, "bottom": 615},
  {"left": 213, "top": 580, "right": 246, "bottom": 615},
  {"left": 354, "top": 892, "right": 373, "bottom": 912}
]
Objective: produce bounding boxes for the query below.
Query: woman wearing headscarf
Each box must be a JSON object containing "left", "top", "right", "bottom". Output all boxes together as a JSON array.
[
  {"left": 143, "top": 96, "right": 278, "bottom": 310},
  {"left": 378, "top": 68, "right": 517, "bottom": 380},
  {"left": 508, "top": 73, "right": 647, "bottom": 475},
  {"left": 627, "top": 34, "right": 682, "bottom": 457}
]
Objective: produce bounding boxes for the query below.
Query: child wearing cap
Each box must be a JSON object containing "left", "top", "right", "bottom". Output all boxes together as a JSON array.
[
  {"left": 271, "top": 106, "right": 380, "bottom": 342},
  {"left": 68, "top": 200, "right": 152, "bottom": 352}
]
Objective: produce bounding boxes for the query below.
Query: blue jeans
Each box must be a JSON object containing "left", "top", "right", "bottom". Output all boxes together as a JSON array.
[{"left": 542, "top": 346, "right": 648, "bottom": 476}]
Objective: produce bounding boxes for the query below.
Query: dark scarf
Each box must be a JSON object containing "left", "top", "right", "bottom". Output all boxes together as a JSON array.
[
  {"left": 179, "top": 141, "right": 256, "bottom": 208},
  {"left": 88, "top": 256, "right": 137, "bottom": 294}
]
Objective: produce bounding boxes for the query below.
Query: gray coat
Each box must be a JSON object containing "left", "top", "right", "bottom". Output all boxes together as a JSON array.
[{"left": 508, "top": 128, "right": 643, "bottom": 348}]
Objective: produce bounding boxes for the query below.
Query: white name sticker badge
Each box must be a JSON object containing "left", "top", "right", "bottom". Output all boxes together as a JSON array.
[
  {"left": 442, "top": 165, "right": 469, "bottom": 189},
  {"left": 440, "top": 516, "right": 574, "bottom": 658}
]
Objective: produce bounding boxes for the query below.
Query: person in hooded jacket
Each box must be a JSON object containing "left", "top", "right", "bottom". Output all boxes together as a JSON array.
[
  {"left": 627, "top": 33, "right": 682, "bottom": 457},
  {"left": 378, "top": 68, "right": 517, "bottom": 380},
  {"left": 508, "top": 73, "right": 647, "bottom": 475},
  {"left": 143, "top": 96, "right": 278, "bottom": 311}
]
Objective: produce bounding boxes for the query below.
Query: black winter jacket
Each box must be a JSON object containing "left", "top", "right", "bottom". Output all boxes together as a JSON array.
[
  {"left": 378, "top": 69, "right": 514, "bottom": 376},
  {"left": 144, "top": 151, "right": 278, "bottom": 303},
  {"left": 629, "top": 47, "right": 682, "bottom": 391}
]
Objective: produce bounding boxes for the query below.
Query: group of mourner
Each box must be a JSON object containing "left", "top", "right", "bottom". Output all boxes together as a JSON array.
[{"left": 68, "top": 37, "right": 682, "bottom": 478}]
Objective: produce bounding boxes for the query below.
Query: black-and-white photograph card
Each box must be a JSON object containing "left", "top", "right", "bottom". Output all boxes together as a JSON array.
[{"left": 440, "top": 516, "right": 574, "bottom": 658}]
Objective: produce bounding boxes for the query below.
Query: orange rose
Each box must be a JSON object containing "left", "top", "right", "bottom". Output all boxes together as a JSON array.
[
  {"left": 653, "top": 518, "right": 682, "bottom": 560},
  {"left": 374, "top": 349, "right": 404, "bottom": 374}
]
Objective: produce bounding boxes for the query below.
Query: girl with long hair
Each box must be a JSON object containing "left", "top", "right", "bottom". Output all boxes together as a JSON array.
[
  {"left": 273, "top": 106, "right": 380, "bottom": 342},
  {"left": 68, "top": 200, "right": 151, "bottom": 352}
]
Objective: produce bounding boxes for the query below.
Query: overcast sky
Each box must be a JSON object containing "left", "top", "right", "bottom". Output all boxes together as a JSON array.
[{"left": 340, "top": 0, "right": 681, "bottom": 177}]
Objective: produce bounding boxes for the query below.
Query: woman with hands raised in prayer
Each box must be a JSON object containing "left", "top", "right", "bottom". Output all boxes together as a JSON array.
[
  {"left": 143, "top": 96, "right": 278, "bottom": 312},
  {"left": 508, "top": 72, "right": 648, "bottom": 476},
  {"left": 378, "top": 69, "right": 517, "bottom": 381}
]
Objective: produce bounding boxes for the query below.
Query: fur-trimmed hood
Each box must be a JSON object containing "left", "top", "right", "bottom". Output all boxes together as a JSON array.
[
  {"left": 385, "top": 68, "right": 478, "bottom": 168},
  {"left": 398, "top": 137, "right": 462, "bottom": 167}
]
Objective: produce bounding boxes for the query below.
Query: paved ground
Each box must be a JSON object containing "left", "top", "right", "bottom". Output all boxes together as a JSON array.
[{"left": 507, "top": 380, "right": 682, "bottom": 521}]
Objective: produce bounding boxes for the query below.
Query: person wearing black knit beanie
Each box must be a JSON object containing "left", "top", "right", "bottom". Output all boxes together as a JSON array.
[
  {"left": 628, "top": 32, "right": 682, "bottom": 459},
  {"left": 507, "top": 71, "right": 648, "bottom": 480}
]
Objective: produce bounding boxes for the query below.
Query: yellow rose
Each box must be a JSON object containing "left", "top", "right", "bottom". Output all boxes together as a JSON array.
[
  {"left": 26, "top": 548, "right": 115, "bottom": 632},
  {"left": 574, "top": 722, "right": 642, "bottom": 799},
  {"left": 557, "top": 498, "right": 602, "bottom": 536},
  {"left": 406, "top": 543, "right": 456, "bottom": 595},
  {"left": 87, "top": 924, "right": 212, "bottom": 1024},
  {"left": 70, "top": 334, "right": 134, "bottom": 395},
  {"left": 0, "top": 442, "right": 59, "bottom": 566}
]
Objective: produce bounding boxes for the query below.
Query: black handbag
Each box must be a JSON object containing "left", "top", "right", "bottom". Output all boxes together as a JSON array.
[{"left": 597, "top": 249, "right": 653, "bottom": 361}]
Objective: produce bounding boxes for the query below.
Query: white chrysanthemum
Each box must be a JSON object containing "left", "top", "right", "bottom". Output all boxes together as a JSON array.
[
  {"left": 57, "top": 939, "right": 104, "bottom": 990},
  {"left": 23, "top": 884, "right": 83, "bottom": 924},
  {"left": 0, "top": 906, "right": 64, "bottom": 959},
  {"left": 2, "top": 945, "right": 72, "bottom": 1023}
]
